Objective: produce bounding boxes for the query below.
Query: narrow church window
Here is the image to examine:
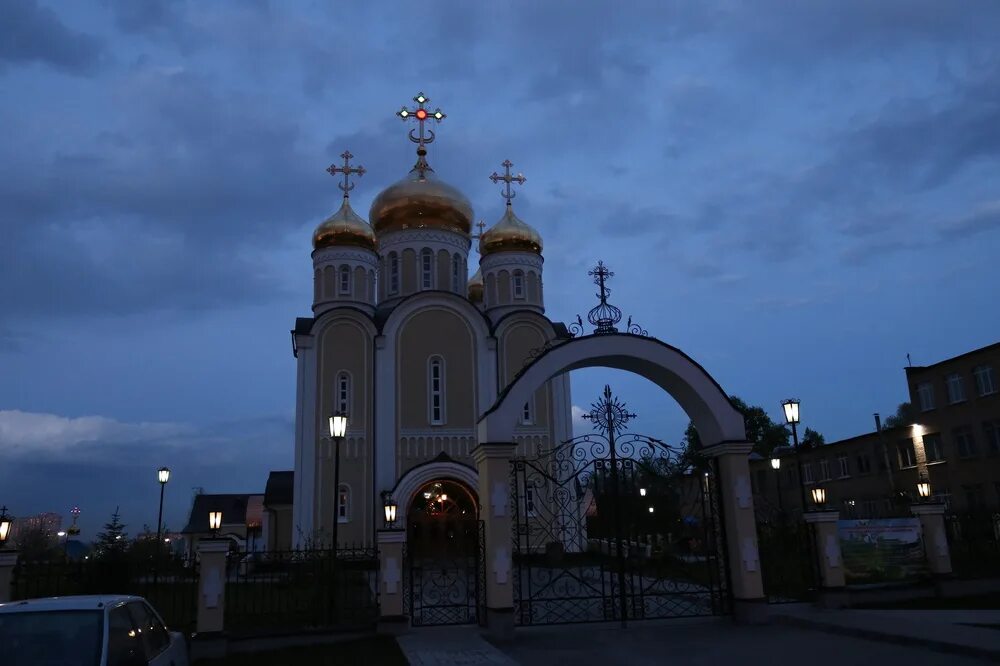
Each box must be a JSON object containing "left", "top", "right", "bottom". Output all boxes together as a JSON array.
[
  {"left": 336, "top": 372, "right": 351, "bottom": 416},
  {"left": 421, "top": 248, "right": 433, "bottom": 289},
  {"left": 521, "top": 399, "right": 533, "bottom": 425},
  {"left": 513, "top": 270, "right": 525, "bottom": 299},
  {"left": 451, "top": 253, "right": 462, "bottom": 292},
  {"left": 525, "top": 486, "right": 536, "bottom": 517},
  {"left": 389, "top": 252, "right": 400, "bottom": 294},
  {"left": 429, "top": 356, "right": 445, "bottom": 424},
  {"left": 337, "top": 485, "right": 350, "bottom": 523},
  {"left": 338, "top": 266, "right": 351, "bottom": 295}
]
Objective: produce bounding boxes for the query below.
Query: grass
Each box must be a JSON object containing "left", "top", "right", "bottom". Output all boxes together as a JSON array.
[
  {"left": 194, "top": 636, "right": 407, "bottom": 666},
  {"left": 856, "top": 593, "right": 1000, "bottom": 610}
]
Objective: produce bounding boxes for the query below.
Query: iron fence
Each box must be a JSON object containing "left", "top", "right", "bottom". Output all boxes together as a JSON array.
[
  {"left": 946, "top": 512, "right": 1000, "bottom": 579},
  {"left": 757, "top": 519, "right": 817, "bottom": 603},
  {"left": 223, "top": 545, "right": 379, "bottom": 635},
  {"left": 11, "top": 554, "right": 199, "bottom": 632}
]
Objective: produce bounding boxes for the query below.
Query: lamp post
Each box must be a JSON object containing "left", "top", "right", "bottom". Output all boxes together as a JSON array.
[
  {"left": 0, "top": 507, "right": 11, "bottom": 550},
  {"left": 156, "top": 468, "right": 170, "bottom": 546},
  {"left": 917, "top": 477, "right": 932, "bottom": 502},
  {"left": 208, "top": 511, "right": 222, "bottom": 538},
  {"left": 782, "top": 399, "right": 809, "bottom": 513},
  {"left": 329, "top": 413, "right": 348, "bottom": 552},
  {"left": 770, "top": 456, "right": 784, "bottom": 512},
  {"left": 382, "top": 492, "right": 398, "bottom": 528},
  {"left": 810, "top": 487, "right": 827, "bottom": 509}
]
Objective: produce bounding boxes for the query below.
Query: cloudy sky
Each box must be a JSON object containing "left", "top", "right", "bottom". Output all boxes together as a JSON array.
[{"left": 2, "top": 0, "right": 999, "bottom": 537}]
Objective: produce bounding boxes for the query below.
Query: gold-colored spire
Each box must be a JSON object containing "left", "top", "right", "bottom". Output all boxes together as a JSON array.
[
  {"left": 467, "top": 267, "right": 484, "bottom": 303},
  {"left": 313, "top": 151, "right": 376, "bottom": 251},
  {"left": 479, "top": 159, "right": 543, "bottom": 256}
]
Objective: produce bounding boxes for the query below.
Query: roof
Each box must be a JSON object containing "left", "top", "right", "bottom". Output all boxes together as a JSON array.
[
  {"left": 264, "top": 471, "right": 294, "bottom": 507},
  {"left": 182, "top": 493, "right": 257, "bottom": 533},
  {"left": 905, "top": 340, "right": 1000, "bottom": 373},
  {"left": 0, "top": 595, "right": 142, "bottom": 613}
]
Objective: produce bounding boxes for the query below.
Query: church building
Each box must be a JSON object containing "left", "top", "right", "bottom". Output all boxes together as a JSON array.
[{"left": 268, "top": 94, "right": 575, "bottom": 549}]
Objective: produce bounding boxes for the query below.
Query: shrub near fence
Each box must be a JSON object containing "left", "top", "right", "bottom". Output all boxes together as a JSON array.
[
  {"left": 224, "top": 546, "right": 379, "bottom": 636},
  {"left": 947, "top": 513, "right": 1000, "bottom": 579},
  {"left": 11, "top": 555, "right": 199, "bottom": 633}
]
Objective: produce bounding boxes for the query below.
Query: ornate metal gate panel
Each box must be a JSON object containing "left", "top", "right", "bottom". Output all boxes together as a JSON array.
[
  {"left": 405, "top": 520, "right": 485, "bottom": 626},
  {"left": 510, "top": 386, "right": 730, "bottom": 626}
]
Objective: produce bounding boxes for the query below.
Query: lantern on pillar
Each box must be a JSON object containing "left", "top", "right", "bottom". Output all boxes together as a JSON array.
[{"left": 810, "top": 487, "right": 827, "bottom": 509}]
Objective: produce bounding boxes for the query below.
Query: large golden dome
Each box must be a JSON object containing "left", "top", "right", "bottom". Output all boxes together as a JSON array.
[
  {"left": 369, "top": 161, "right": 473, "bottom": 236},
  {"left": 313, "top": 197, "right": 376, "bottom": 251},
  {"left": 479, "top": 204, "right": 543, "bottom": 256}
]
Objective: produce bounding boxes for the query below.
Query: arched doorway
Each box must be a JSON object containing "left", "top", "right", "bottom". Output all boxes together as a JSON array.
[{"left": 406, "top": 479, "right": 479, "bottom": 560}]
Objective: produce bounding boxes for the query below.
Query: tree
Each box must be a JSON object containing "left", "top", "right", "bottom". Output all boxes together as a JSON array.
[
  {"left": 881, "top": 402, "right": 916, "bottom": 430},
  {"left": 93, "top": 507, "right": 129, "bottom": 560},
  {"left": 681, "top": 396, "right": 797, "bottom": 459},
  {"left": 800, "top": 427, "right": 825, "bottom": 449},
  {"left": 15, "top": 524, "right": 61, "bottom": 562}
]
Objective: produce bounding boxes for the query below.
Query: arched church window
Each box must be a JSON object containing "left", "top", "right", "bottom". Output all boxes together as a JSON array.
[
  {"left": 421, "top": 248, "right": 434, "bottom": 289},
  {"left": 451, "top": 253, "right": 462, "bottom": 292},
  {"left": 338, "top": 266, "right": 351, "bottom": 295},
  {"left": 389, "top": 252, "right": 400, "bottom": 294},
  {"left": 337, "top": 484, "right": 350, "bottom": 523},
  {"left": 336, "top": 372, "right": 351, "bottom": 416},
  {"left": 428, "top": 355, "right": 446, "bottom": 425},
  {"left": 512, "top": 270, "right": 525, "bottom": 299},
  {"left": 521, "top": 399, "right": 533, "bottom": 425}
]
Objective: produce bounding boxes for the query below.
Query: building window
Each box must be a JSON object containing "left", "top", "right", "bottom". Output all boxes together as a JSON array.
[
  {"left": 451, "top": 253, "right": 462, "bottom": 293},
  {"left": 512, "top": 270, "right": 525, "bottom": 299},
  {"left": 801, "top": 463, "right": 814, "bottom": 485},
  {"left": 916, "top": 382, "right": 935, "bottom": 412},
  {"left": 954, "top": 426, "right": 978, "bottom": 458},
  {"left": 946, "top": 373, "right": 966, "bottom": 404},
  {"left": 428, "top": 356, "right": 445, "bottom": 425},
  {"left": 984, "top": 420, "right": 1000, "bottom": 455},
  {"left": 338, "top": 265, "right": 351, "bottom": 295},
  {"left": 336, "top": 372, "right": 351, "bottom": 416},
  {"left": 897, "top": 439, "right": 917, "bottom": 468},
  {"left": 974, "top": 365, "right": 997, "bottom": 396},
  {"left": 963, "top": 484, "right": 983, "bottom": 510},
  {"left": 389, "top": 252, "right": 399, "bottom": 294},
  {"left": 525, "top": 487, "right": 536, "bottom": 517},
  {"left": 818, "top": 459, "right": 831, "bottom": 481},
  {"left": 856, "top": 454, "right": 872, "bottom": 475},
  {"left": 922, "top": 433, "right": 944, "bottom": 462},
  {"left": 421, "top": 248, "right": 433, "bottom": 289},
  {"left": 337, "top": 485, "right": 350, "bottom": 523},
  {"left": 836, "top": 455, "right": 850, "bottom": 478},
  {"left": 521, "top": 399, "right": 533, "bottom": 425}
]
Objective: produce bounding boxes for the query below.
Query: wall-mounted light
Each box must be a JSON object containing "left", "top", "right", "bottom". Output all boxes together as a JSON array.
[{"left": 383, "top": 495, "right": 398, "bottom": 528}]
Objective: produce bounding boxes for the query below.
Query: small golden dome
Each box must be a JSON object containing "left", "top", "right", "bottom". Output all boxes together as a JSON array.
[
  {"left": 369, "top": 164, "right": 473, "bottom": 236},
  {"left": 467, "top": 268, "right": 484, "bottom": 303},
  {"left": 479, "top": 204, "right": 543, "bottom": 256},
  {"left": 313, "top": 197, "right": 376, "bottom": 251}
]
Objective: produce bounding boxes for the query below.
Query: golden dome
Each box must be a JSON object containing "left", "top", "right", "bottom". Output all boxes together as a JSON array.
[
  {"left": 313, "top": 197, "right": 376, "bottom": 251},
  {"left": 369, "top": 163, "right": 473, "bottom": 236},
  {"left": 479, "top": 204, "right": 543, "bottom": 256},
  {"left": 467, "top": 268, "right": 484, "bottom": 303}
]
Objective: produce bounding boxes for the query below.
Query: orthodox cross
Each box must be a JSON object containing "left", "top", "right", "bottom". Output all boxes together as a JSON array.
[
  {"left": 325, "top": 150, "right": 366, "bottom": 198},
  {"left": 586, "top": 260, "right": 623, "bottom": 334},
  {"left": 489, "top": 159, "right": 526, "bottom": 205},
  {"left": 471, "top": 220, "right": 486, "bottom": 239},
  {"left": 396, "top": 91, "right": 446, "bottom": 154}
]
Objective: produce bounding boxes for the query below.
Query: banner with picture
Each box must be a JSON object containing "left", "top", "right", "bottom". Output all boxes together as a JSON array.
[{"left": 838, "top": 518, "right": 928, "bottom": 585}]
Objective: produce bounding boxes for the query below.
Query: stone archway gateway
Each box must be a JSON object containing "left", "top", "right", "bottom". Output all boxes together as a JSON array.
[{"left": 473, "top": 331, "right": 767, "bottom": 632}]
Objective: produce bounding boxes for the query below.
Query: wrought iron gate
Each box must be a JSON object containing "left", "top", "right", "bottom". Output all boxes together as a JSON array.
[
  {"left": 510, "top": 386, "right": 730, "bottom": 626},
  {"left": 404, "top": 520, "right": 485, "bottom": 626}
]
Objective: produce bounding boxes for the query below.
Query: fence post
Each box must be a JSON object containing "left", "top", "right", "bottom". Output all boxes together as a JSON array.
[
  {"left": 0, "top": 551, "right": 18, "bottom": 603},
  {"left": 193, "top": 539, "right": 229, "bottom": 658},
  {"left": 911, "top": 503, "right": 952, "bottom": 577},
  {"left": 376, "top": 528, "right": 407, "bottom": 634},
  {"left": 702, "top": 441, "right": 767, "bottom": 624},
  {"left": 472, "top": 442, "right": 517, "bottom": 641},
  {"left": 803, "top": 510, "right": 847, "bottom": 608}
]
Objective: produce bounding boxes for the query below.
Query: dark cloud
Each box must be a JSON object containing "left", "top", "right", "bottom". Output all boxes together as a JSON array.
[
  {"left": 941, "top": 202, "right": 1000, "bottom": 240},
  {"left": 0, "top": 0, "right": 104, "bottom": 75}
]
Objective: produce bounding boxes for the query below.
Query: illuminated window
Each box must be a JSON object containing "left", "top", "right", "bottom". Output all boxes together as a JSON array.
[
  {"left": 338, "top": 265, "right": 351, "bottom": 295},
  {"left": 451, "top": 253, "right": 462, "bottom": 292},
  {"left": 428, "top": 356, "right": 445, "bottom": 425},
  {"left": 916, "top": 382, "right": 935, "bottom": 412},
  {"left": 421, "top": 248, "right": 433, "bottom": 289},
  {"left": 974, "top": 365, "right": 997, "bottom": 397},
  {"left": 336, "top": 372, "right": 350, "bottom": 416},
  {"left": 389, "top": 252, "right": 400, "bottom": 294},
  {"left": 337, "top": 485, "right": 350, "bottom": 523},
  {"left": 946, "top": 373, "right": 966, "bottom": 404},
  {"left": 512, "top": 270, "right": 525, "bottom": 299}
]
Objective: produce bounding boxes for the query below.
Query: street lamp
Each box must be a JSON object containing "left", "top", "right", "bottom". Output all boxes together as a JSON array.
[
  {"left": 156, "top": 467, "right": 170, "bottom": 546},
  {"left": 770, "top": 456, "right": 784, "bottom": 512},
  {"left": 382, "top": 493, "right": 398, "bottom": 528},
  {"left": 639, "top": 487, "right": 647, "bottom": 497},
  {"left": 782, "top": 398, "right": 809, "bottom": 513},
  {"left": 208, "top": 511, "right": 222, "bottom": 537},
  {"left": 917, "top": 478, "right": 932, "bottom": 500},
  {"left": 329, "top": 413, "right": 348, "bottom": 551},
  {"left": 0, "top": 507, "right": 11, "bottom": 549},
  {"left": 770, "top": 457, "right": 781, "bottom": 470},
  {"left": 810, "top": 487, "right": 827, "bottom": 509}
]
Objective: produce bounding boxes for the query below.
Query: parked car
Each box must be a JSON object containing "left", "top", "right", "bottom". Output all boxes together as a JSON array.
[{"left": 0, "top": 594, "right": 188, "bottom": 666}]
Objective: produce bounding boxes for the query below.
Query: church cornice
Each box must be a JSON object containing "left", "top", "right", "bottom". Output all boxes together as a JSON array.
[
  {"left": 378, "top": 228, "right": 471, "bottom": 254},
  {"left": 480, "top": 251, "right": 544, "bottom": 271},
  {"left": 312, "top": 247, "right": 379, "bottom": 266}
]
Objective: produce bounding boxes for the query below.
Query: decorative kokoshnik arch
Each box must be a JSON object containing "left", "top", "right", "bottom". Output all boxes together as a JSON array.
[{"left": 478, "top": 333, "right": 747, "bottom": 446}]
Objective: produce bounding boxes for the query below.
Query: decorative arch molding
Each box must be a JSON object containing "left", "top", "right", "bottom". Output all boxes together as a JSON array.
[
  {"left": 479, "top": 333, "right": 746, "bottom": 447},
  {"left": 380, "top": 290, "right": 494, "bottom": 344},
  {"left": 389, "top": 456, "right": 479, "bottom": 526},
  {"left": 311, "top": 308, "right": 379, "bottom": 341}
]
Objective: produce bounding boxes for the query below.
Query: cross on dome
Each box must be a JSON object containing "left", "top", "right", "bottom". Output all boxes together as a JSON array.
[
  {"left": 397, "top": 92, "right": 446, "bottom": 172},
  {"left": 325, "top": 150, "right": 366, "bottom": 198},
  {"left": 489, "top": 159, "right": 526, "bottom": 206},
  {"left": 471, "top": 220, "right": 487, "bottom": 239}
]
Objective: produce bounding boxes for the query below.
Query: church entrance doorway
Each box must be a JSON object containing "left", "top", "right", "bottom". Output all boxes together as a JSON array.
[{"left": 404, "top": 479, "right": 484, "bottom": 626}]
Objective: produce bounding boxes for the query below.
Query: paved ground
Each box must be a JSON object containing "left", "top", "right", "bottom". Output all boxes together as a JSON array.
[{"left": 397, "top": 613, "right": 1000, "bottom": 665}]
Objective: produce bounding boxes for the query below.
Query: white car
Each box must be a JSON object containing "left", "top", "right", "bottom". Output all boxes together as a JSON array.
[{"left": 0, "top": 594, "right": 189, "bottom": 666}]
